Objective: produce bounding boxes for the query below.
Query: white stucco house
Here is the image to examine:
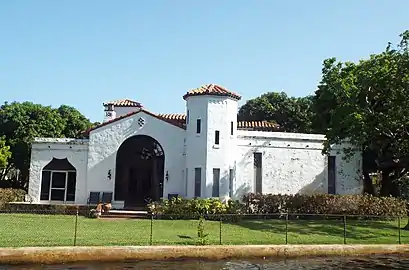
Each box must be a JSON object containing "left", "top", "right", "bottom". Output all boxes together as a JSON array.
[{"left": 27, "top": 84, "right": 363, "bottom": 209}]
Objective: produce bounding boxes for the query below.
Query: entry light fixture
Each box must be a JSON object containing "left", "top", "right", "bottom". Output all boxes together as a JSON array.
[{"left": 165, "top": 171, "right": 169, "bottom": 181}]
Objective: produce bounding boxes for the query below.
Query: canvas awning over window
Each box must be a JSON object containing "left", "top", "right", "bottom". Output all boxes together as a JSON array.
[{"left": 43, "top": 158, "right": 76, "bottom": 171}]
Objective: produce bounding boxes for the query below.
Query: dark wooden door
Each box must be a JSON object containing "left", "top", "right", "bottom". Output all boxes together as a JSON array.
[{"left": 125, "top": 164, "right": 152, "bottom": 208}]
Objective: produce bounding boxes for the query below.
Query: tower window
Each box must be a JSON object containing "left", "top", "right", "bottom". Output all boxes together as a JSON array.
[
  {"left": 328, "top": 156, "right": 336, "bottom": 194},
  {"left": 187, "top": 110, "right": 190, "bottom": 124},
  {"left": 215, "top": 130, "right": 220, "bottom": 145},
  {"left": 196, "top": 119, "right": 201, "bottom": 134},
  {"left": 231, "top": 121, "right": 234, "bottom": 135},
  {"left": 229, "top": 169, "right": 234, "bottom": 197},
  {"left": 194, "top": 167, "right": 201, "bottom": 197},
  {"left": 212, "top": 168, "right": 220, "bottom": 197}
]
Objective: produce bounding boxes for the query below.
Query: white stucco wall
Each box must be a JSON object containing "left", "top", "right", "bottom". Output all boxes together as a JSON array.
[
  {"left": 28, "top": 138, "right": 89, "bottom": 204},
  {"left": 184, "top": 95, "right": 239, "bottom": 198},
  {"left": 205, "top": 97, "right": 238, "bottom": 198},
  {"left": 234, "top": 131, "right": 363, "bottom": 200},
  {"left": 184, "top": 96, "right": 209, "bottom": 198},
  {"left": 87, "top": 111, "right": 185, "bottom": 207}
]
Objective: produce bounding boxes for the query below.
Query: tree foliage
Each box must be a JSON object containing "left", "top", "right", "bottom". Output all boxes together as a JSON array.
[
  {"left": 0, "top": 136, "right": 11, "bottom": 170},
  {"left": 0, "top": 102, "right": 92, "bottom": 189},
  {"left": 312, "top": 31, "right": 409, "bottom": 197},
  {"left": 238, "top": 92, "right": 315, "bottom": 133},
  {"left": 57, "top": 105, "right": 94, "bottom": 138}
]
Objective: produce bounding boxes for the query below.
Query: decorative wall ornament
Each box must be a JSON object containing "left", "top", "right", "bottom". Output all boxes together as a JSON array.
[{"left": 138, "top": 117, "right": 145, "bottom": 127}]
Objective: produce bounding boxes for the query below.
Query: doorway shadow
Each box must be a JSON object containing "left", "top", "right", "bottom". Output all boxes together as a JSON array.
[{"left": 115, "top": 135, "right": 165, "bottom": 208}]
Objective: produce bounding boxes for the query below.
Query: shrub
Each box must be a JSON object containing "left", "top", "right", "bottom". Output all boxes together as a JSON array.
[
  {"left": 196, "top": 216, "right": 208, "bottom": 245},
  {"left": 0, "top": 188, "right": 26, "bottom": 209},
  {"left": 149, "top": 193, "right": 406, "bottom": 220},
  {"left": 148, "top": 197, "right": 245, "bottom": 219},
  {"left": 243, "top": 193, "right": 407, "bottom": 218},
  {"left": 2, "top": 202, "right": 89, "bottom": 215}
]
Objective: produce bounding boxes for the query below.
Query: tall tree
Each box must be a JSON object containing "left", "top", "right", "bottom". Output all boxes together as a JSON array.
[
  {"left": 57, "top": 105, "right": 94, "bottom": 138},
  {"left": 238, "top": 92, "right": 315, "bottom": 133},
  {"left": 0, "top": 102, "right": 92, "bottom": 189},
  {"left": 312, "top": 31, "right": 409, "bottom": 197}
]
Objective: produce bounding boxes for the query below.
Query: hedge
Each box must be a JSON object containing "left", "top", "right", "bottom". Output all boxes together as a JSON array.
[
  {"left": 149, "top": 193, "right": 407, "bottom": 219},
  {"left": 2, "top": 203, "right": 89, "bottom": 215},
  {"left": 148, "top": 197, "right": 245, "bottom": 219},
  {"left": 0, "top": 188, "right": 26, "bottom": 209},
  {"left": 243, "top": 193, "right": 407, "bottom": 217},
  {"left": 0, "top": 188, "right": 90, "bottom": 215}
]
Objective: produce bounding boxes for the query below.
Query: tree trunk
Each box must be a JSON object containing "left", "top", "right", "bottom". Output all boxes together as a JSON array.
[
  {"left": 379, "top": 169, "right": 400, "bottom": 197},
  {"left": 362, "top": 171, "right": 375, "bottom": 195}
]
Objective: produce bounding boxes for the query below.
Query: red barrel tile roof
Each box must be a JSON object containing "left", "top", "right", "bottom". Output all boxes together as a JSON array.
[
  {"left": 237, "top": 121, "right": 279, "bottom": 130},
  {"left": 84, "top": 109, "right": 280, "bottom": 135},
  {"left": 183, "top": 84, "right": 241, "bottom": 100},
  {"left": 156, "top": 113, "right": 186, "bottom": 122},
  {"left": 103, "top": 99, "right": 142, "bottom": 107},
  {"left": 157, "top": 114, "right": 279, "bottom": 132}
]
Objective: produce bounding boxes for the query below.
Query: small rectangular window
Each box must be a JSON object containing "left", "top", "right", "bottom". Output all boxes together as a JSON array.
[
  {"left": 187, "top": 110, "right": 190, "bottom": 124},
  {"left": 231, "top": 121, "right": 234, "bottom": 135},
  {"left": 254, "top": 152, "right": 262, "bottom": 193},
  {"left": 212, "top": 168, "right": 220, "bottom": 197},
  {"left": 196, "top": 119, "right": 201, "bottom": 134},
  {"left": 185, "top": 168, "right": 188, "bottom": 196},
  {"left": 215, "top": 130, "right": 220, "bottom": 145},
  {"left": 229, "top": 169, "right": 234, "bottom": 197},
  {"left": 328, "top": 156, "right": 336, "bottom": 194},
  {"left": 194, "top": 167, "right": 201, "bottom": 197}
]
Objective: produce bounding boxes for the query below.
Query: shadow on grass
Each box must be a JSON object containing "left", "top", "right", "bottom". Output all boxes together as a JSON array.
[
  {"left": 178, "top": 235, "right": 193, "bottom": 239},
  {"left": 224, "top": 217, "right": 405, "bottom": 243}
]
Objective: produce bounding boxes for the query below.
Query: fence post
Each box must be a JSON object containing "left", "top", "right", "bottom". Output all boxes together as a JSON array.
[
  {"left": 343, "top": 215, "right": 347, "bottom": 245},
  {"left": 150, "top": 214, "right": 154, "bottom": 245},
  {"left": 398, "top": 216, "right": 402, "bottom": 244},
  {"left": 285, "top": 213, "right": 289, "bottom": 245},
  {"left": 73, "top": 209, "right": 78, "bottom": 246},
  {"left": 219, "top": 215, "right": 222, "bottom": 245}
]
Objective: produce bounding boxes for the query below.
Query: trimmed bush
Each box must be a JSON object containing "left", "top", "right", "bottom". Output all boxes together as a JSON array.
[
  {"left": 0, "top": 188, "right": 26, "bottom": 208},
  {"left": 243, "top": 193, "right": 407, "bottom": 217},
  {"left": 148, "top": 197, "right": 245, "bottom": 219},
  {"left": 2, "top": 203, "right": 88, "bottom": 215},
  {"left": 2, "top": 201, "right": 90, "bottom": 216},
  {"left": 148, "top": 193, "right": 406, "bottom": 220}
]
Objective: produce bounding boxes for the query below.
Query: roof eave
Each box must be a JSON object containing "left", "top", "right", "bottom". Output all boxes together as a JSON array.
[
  {"left": 182, "top": 93, "right": 241, "bottom": 101},
  {"left": 82, "top": 109, "right": 186, "bottom": 137}
]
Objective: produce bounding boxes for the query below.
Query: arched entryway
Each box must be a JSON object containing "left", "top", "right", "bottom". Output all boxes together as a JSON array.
[{"left": 114, "top": 135, "right": 165, "bottom": 208}]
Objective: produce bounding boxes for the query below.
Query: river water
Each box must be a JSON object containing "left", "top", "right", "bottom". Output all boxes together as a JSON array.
[{"left": 1, "top": 255, "right": 409, "bottom": 269}]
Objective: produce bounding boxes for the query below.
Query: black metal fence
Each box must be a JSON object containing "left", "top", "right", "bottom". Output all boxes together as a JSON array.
[{"left": 0, "top": 210, "right": 406, "bottom": 247}]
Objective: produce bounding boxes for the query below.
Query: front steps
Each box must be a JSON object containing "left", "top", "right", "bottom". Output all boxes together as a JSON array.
[{"left": 100, "top": 209, "right": 149, "bottom": 219}]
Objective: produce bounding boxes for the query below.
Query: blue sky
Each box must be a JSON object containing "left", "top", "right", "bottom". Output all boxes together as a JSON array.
[{"left": 1, "top": 1, "right": 408, "bottom": 122}]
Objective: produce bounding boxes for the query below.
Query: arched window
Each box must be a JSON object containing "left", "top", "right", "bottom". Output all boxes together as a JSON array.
[{"left": 40, "top": 158, "right": 76, "bottom": 202}]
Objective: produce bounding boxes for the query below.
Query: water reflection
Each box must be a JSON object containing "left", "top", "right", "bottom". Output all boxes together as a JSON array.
[{"left": 1, "top": 255, "right": 409, "bottom": 270}]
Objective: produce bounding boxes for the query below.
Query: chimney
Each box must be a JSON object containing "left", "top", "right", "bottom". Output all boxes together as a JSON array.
[{"left": 103, "top": 104, "right": 116, "bottom": 122}]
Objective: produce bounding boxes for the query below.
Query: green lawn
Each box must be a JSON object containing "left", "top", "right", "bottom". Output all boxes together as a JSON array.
[{"left": 0, "top": 214, "right": 408, "bottom": 247}]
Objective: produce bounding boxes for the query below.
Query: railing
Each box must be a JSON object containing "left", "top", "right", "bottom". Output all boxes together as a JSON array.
[{"left": 0, "top": 210, "right": 406, "bottom": 247}]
